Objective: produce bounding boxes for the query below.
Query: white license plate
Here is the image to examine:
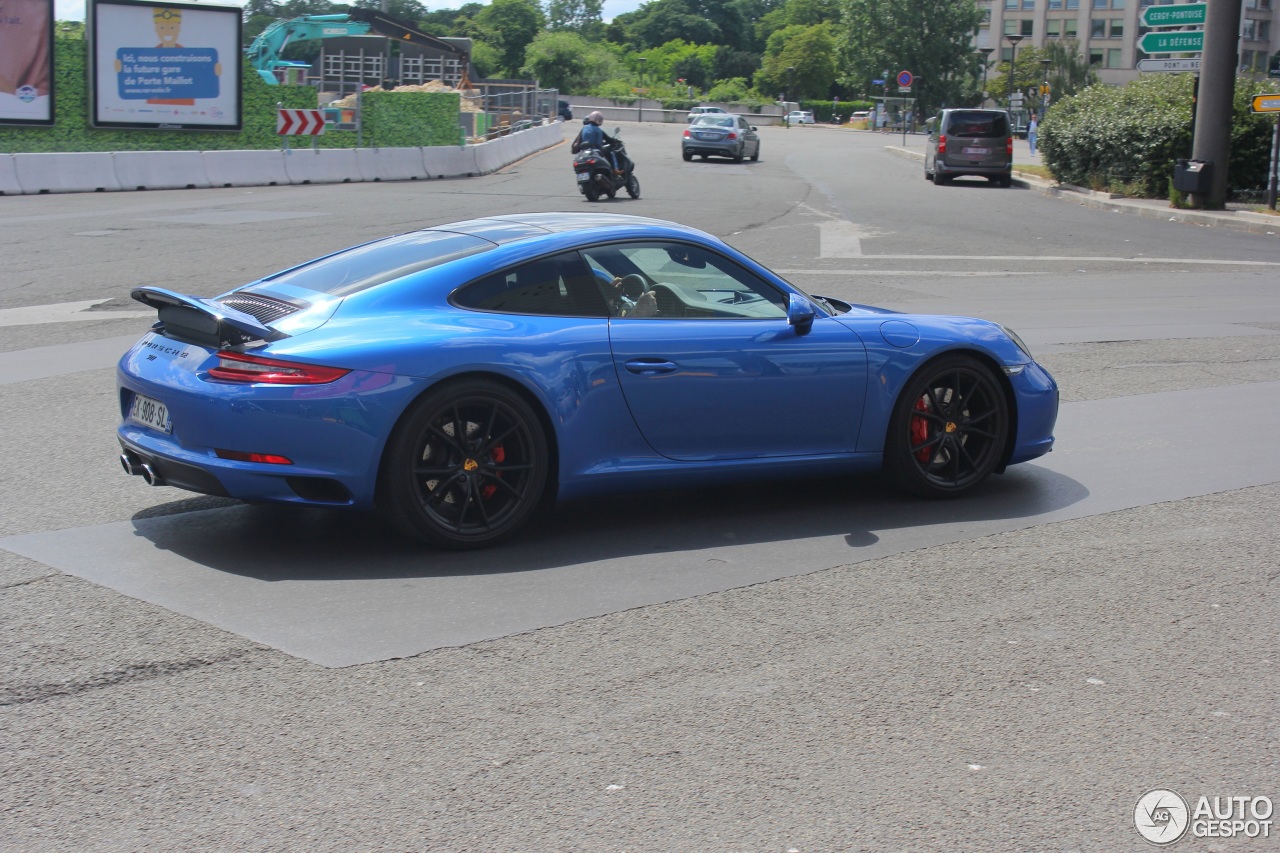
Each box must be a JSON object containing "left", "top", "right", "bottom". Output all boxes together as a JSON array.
[
  {"left": 962, "top": 146, "right": 990, "bottom": 155},
  {"left": 130, "top": 393, "right": 172, "bottom": 434},
  {"left": 576, "top": 172, "right": 589, "bottom": 182}
]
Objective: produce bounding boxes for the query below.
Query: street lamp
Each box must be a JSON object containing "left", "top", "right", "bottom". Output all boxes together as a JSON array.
[
  {"left": 978, "top": 47, "right": 994, "bottom": 107},
  {"left": 785, "top": 66, "right": 795, "bottom": 126},
  {"left": 1004, "top": 34, "right": 1024, "bottom": 109},
  {"left": 637, "top": 57, "right": 646, "bottom": 123}
]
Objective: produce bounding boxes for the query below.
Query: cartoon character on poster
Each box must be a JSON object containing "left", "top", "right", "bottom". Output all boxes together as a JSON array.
[{"left": 113, "top": 7, "right": 222, "bottom": 106}]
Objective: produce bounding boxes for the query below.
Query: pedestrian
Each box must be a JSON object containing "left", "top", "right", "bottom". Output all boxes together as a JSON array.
[{"left": 1028, "top": 114, "right": 1038, "bottom": 156}]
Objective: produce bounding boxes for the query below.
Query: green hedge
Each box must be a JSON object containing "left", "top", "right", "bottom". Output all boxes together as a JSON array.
[
  {"left": 0, "top": 38, "right": 460, "bottom": 153},
  {"left": 1039, "top": 73, "right": 1274, "bottom": 197}
]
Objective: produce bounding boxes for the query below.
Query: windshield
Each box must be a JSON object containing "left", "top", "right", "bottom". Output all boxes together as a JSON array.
[{"left": 693, "top": 116, "right": 735, "bottom": 128}]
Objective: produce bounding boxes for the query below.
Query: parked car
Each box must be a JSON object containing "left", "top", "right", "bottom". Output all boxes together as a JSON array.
[
  {"left": 687, "top": 106, "right": 727, "bottom": 123},
  {"left": 924, "top": 108, "right": 1013, "bottom": 187},
  {"left": 117, "top": 213, "right": 1057, "bottom": 550},
  {"left": 786, "top": 110, "right": 815, "bottom": 125},
  {"left": 682, "top": 114, "right": 761, "bottom": 162},
  {"left": 557, "top": 100, "right": 572, "bottom": 121},
  {"left": 850, "top": 110, "right": 871, "bottom": 121}
]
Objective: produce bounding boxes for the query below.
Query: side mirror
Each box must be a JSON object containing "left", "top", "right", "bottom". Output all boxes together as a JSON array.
[
  {"left": 750, "top": 126, "right": 757, "bottom": 131},
  {"left": 787, "top": 293, "right": 816, "bottom": 335}
]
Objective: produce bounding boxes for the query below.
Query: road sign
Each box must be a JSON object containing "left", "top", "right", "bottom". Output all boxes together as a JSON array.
[
  {"left": 276, "top": 109, "right": 326, "bottom": 136},
  {"left": 872, "top": 79, "right": 885, "bottom": 85},
  {"left": 1140, "top": 2, "right": 1206, "bottom": 28},
  {"left": 1138, "top": 30, "right": 1204, "bottom": 54},
  {"left": 1137, "top": 58, "right": 1202, "bottom": 72},
  {"left": 1250, "top": 93, "right": 1280, "bottom": 113},
  {"left": 897, "top": 70, "right": 913, "bottom": 88}
]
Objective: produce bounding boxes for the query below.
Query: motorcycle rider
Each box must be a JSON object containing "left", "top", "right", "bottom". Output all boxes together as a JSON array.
[{"left": 572, "top": 111, "right": 622, "bottom": 175}]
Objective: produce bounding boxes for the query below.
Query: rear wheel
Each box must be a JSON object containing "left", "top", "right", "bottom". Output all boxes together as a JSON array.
[
  {"left": 884, "top": 356, "right": 1008, "bottom": 498},
  {"left": 750, "top": 145, "right": 759, "bottom": 162},
  {"left": 584, "top": 183, "right": 600, "bottom": 202},
  {"left": 682, "top": 150, "right": 693, "bottom": 162},
  {"left": 733, "top": 145, "right": 744, "bottom": 163},
  {"left": 626, "top": 174, "right": 640, "bottom": 198},
  {"left": 379, "top": 380, "right": 549, "bottom": 550}
]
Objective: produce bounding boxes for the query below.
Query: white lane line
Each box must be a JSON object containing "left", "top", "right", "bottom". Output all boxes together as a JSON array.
[
  {"left": 791, "top": 255, "right": 1280, "bottom": 266},
  {"left": 0, "top": 335, "right": 142, "bottom": 385},
  {"left": 778, "top": 270, "right": 1051, "bottom": 276},
  {"left": 0, "top": 300, "right": 153, "bottom": 327}
]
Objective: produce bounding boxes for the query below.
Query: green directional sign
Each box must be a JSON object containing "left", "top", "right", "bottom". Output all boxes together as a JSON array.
[
  {"left": 1140, "top": 3, "right": 1207, "bottom": 27},
  {"left": 1138, "top": 30, "right": 1204, "bottom": 54}
]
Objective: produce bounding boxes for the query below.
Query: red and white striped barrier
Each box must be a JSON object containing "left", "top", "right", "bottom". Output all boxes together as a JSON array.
[{"left": 276, "top": 109, "right": 326, "bottom": 136}]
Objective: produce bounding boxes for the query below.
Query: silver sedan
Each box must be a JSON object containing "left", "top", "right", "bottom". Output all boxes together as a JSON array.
[{"left": 681, "top": 114, "right": 761, "bottom": 163}]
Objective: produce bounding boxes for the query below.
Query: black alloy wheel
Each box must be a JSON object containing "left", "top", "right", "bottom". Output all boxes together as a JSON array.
[
  {"left": 884, "top": 356, "right": 1008, "bottom": 497},
  {"left": 380, "top": 380, "right": 548, "bottom": 549}
]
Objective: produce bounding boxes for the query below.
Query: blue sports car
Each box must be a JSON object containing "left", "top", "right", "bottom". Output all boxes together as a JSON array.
[{"left": 117, "top": 213, "right": 1058, "bottom": 550}]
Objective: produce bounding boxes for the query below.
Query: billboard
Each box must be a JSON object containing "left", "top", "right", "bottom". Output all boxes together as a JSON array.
[
  {"left": 90, "top": 0, "right": 241, "bottom": 130},
  {"left": 0, "top": 0, "right": 56, "bottom": 125}
]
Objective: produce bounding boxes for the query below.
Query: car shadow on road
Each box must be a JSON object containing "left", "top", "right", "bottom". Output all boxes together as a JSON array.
[{"left": 126, "top": 464, "right": 1088, "bottom": 581}]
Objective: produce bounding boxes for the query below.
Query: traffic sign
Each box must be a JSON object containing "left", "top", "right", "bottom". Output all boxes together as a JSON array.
[
  {"left": 1137, "top": 58, "right": 1202, "bottom": 72},
  {"left": 1138, "top": 30, "right": 1204, "bottom": 54},
  {"left": 897, "top": 70, "right": 913, "bottom": 88},
  {"left": 1140, "top": 2, "right": 1206, "bottom": 28},
  {"left": 1249, "top": 93, "right": 1280, "bottom": 113},
  {"left": 276, "top": 109, "right": 326, "bottom": 136}
]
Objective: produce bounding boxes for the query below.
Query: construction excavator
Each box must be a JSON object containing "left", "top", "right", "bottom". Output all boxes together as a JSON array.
[{"left": 246, "top": 6, "right": 472, "bottom": 88}]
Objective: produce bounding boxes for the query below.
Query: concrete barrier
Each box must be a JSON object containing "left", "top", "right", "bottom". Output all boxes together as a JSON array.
[
  {"left": 13, "top": 152, "right": 122, "bottom": 193},
  {"left": 471, "top": 139, "right": 503, "bottom": 175},
  {"left": 113, "top": 151, "right": 211, "bottom": 190},
  {"left": 0, "top": 155, "right": 20, "bottom": 195},
  {"left": 422, "top": 145, "right": 478, "bottom": 178},
  {"left": 282, "top": 148, "right": 362, "bottom": 185},
  {"left": 369, "top": 147, "right": 430, "bottom": 182},
  {"left": 202, "top": 149, "right": 289, "bottom": 187}
]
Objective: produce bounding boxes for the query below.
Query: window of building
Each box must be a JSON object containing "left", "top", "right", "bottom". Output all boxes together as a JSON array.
[
  {"left": 1110, "top": 18, "right": 1124, "bottom": 37},
  {"left": 1065, "top": 0, "right": 1079, "bottom": 9},
  {"left": 980, "top": 7, "right": 992, "bottom": 24},
  {"left": 1092, "top": 0, "right": 1106, "bottom": 7},
  {"left": 1261, "top": 20, "right": 1272, "bottom": 39},
  {"left": 1064, "top": 18, "right": 1078, "bottom": 35},
  {"left": 1090, "top": 50, "right": 1104, "bottom": 64},
  {"left": 1023, "top": 0, "right": 1036, "bottom": 8},
  {"left": 1107, "top": 48, "right": 1122, "bottom": 67},
  {"left": 1021, "top": 18, "right": 1034, "bottom": 34},
  {"left": 1091, "top": 17, "right": 1106, "bottom": 36},
  {"left": 1049, "top": 0, "right": 1063, "bottom": 7},
  {"left": 1005, "top": 0, "right": 1018, "bottom": 9},
  {"left": 1046, "top": 18, "right": 1062, "bottom": 36},
  {"left": 1111, "top": 0, "right": 1126, "bottom": 7},
  {"left": 1004, "top": 18, "right": 1018, "bottom": 34}
]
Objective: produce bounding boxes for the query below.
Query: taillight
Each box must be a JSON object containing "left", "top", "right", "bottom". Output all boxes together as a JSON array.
[
  {"left": 726, "top": 132, "right": 737, "bottom": 140},
  {"left": 682, "top": 130, "right": 691, "bottom": 137},
  {"left": 208, "top": 351, "right": 350, "bottom": 385},
  {"left": 215, "top": 448, "right": 293, "bottom": 465},
  {"left": 1007, "top": 136, "right": 1013, "bottom": 155},
  {"left": 938, "top": 134, "right": 947, "bottom": 154}
]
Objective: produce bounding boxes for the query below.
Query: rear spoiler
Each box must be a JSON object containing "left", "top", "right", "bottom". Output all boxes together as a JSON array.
[{"left": 131, "top": 286, "right": 287, "bottom": 348}]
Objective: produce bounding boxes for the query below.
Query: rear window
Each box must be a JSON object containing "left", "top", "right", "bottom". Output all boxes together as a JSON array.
[
  {"left": 694, "top": 116, "right": 735, "bottom": 127},
  {"left": 263, "top": 231, "right": 492, "bottom": 297},
  {"left": 944, "top": 111, "right": 1009, "bottom": 138}
]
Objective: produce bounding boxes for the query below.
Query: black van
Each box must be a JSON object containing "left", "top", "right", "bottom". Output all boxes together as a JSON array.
[{"left": 924, "top": 109, "right": 1013, "bottom": 187}]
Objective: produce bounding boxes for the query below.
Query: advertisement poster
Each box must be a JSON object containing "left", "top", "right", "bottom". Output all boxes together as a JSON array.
[
  {"left": 90, "top": 0, "right": 241, "bottom": 130},
  {"left": 0, "top": 0, "right": 56, "bottom": 125}
]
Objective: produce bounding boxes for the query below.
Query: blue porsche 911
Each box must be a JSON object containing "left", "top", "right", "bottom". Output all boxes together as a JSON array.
[{"left": 117, "top": 213, "right": 1058, "bottom": 550}]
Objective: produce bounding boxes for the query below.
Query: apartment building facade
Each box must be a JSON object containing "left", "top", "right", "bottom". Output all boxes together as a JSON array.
[{"left": 975, "top": 0, "right": 1279, "bottom": 89}]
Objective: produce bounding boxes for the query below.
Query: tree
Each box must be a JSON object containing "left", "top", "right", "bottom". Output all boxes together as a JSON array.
[
  {"left": 615, "top": 0, "right": 750, "bottom": 51},
  {"left": 835, "top": 0, "right": 983, "bottom": 114},
  {"left": 474, "top": 0, "right": 545, "bottom": 77},
  {"left": 546, "top": 0, "right": 605, "bottom": 35},
  {"left": 521, "top": 30, "right": 622, "bottom": 92},
  {"left": 757, "top": 24, "right": 837, "bottom": 101}
]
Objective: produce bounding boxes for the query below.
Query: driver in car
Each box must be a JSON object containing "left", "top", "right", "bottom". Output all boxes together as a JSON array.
[{"left": 605, "top": 274, "right": 658, "bottom": 317}]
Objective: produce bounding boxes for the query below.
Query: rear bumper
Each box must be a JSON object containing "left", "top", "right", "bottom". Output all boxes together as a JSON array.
[
  {"left": 937, "top": 160, "right": 1011, "bottom": 178},
  {"left": 682, "top": 141, "right": 739, "bottom": 158}
]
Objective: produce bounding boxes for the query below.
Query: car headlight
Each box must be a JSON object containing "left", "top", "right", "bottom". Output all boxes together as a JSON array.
[{"left": 999, "top": 325, "right": 1034, "bottom": 361}]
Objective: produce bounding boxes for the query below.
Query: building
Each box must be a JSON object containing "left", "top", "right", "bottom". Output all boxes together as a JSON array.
[{"left": 975, "top": 0, "right": 1278, "bottom": 92}]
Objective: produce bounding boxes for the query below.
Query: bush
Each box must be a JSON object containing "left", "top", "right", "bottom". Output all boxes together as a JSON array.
[{"left": 1040, "top": 73, "right": 1276, "bottom": 198}]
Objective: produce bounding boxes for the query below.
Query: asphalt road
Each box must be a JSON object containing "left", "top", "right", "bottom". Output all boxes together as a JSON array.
[{"left": 1, "top": 122, "right": 1278, "bottom": 851}]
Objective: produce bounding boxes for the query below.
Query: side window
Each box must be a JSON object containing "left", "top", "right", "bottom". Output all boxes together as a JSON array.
[
  {"left": 453, "top": 251, "right": 608, "bottom": 317},
  {"left": 579, "top": 242, "right": 788, "bottom": 320}
]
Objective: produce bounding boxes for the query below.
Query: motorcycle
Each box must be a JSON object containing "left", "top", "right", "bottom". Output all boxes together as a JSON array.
[{"left": 573, "top": 128, "right": 640, "bottom": 202}]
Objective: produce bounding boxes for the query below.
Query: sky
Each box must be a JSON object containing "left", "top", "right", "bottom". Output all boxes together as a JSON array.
[{"left": 54, "top": 0, "right": 648, "bottom": 23}]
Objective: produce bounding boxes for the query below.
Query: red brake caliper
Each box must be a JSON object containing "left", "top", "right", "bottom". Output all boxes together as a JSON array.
[
  {"left": 911, "top": 397, "right": 933, "bottom": 463},
  {"left": 480, "top": 445, "right": 505, "bottom": 499}
]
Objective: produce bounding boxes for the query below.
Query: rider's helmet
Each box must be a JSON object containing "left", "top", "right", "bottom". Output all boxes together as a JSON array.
[{"left": 586, "top": 110, "right": 604, "bottom": 125}]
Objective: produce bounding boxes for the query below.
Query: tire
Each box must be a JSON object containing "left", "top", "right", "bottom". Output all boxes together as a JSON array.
[
  {"left": 379, "top": 380, "right": 549, "bottom": 550},
  {"left": 998, "top": 176, "right": 1012, "bottom": 188},
  {"left": 934, "top": 172, "right": 950, "bottom": 185},
  {"left": 733, "top": 145, "right": 744, "bottom": 163},
  {"left": 883, "top": 356, "right": 1008, "bottom": 498},
  {"left": 682, "top": 150, "right": 693, "bottom": 162},
  {"left": 584, "top": 184, "right": 600, "bottom": 202},
  {"left": 750, "top": 145, "right": 759, "bottom": 162},
  {"left": 626, "top": 174, "right": 640, "bottom": 198}
]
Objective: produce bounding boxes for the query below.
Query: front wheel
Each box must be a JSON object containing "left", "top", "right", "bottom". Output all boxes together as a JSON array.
[
  {"left": 626, "top": 174, "right": 640, "bottom": 198},
  {"left": 584, "top": 183, "right": 600, "bottom": 202},
  {"left": 883, "top": 356, "right": 1008, "bottom": 498},
  {"left": 379, "top": 380, "right": 549, "bottom": 550}
]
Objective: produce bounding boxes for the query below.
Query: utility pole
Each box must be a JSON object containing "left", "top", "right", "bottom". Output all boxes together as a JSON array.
[{"left": 1189, "top": 0, "right": 1243, "bottom": 209}]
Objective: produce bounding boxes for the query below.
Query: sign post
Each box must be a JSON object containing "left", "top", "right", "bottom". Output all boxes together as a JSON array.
[{"left": 1250, "top": 93, "right": 1280, "bottom": 209}]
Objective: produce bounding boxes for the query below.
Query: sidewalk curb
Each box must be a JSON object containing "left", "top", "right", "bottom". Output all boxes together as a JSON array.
[{"left": 885, "top": 145, "right": 1279, "bottom": 237}]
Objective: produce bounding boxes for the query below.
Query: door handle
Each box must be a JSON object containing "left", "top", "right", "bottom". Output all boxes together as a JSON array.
[{"left": 624, "top": 359, "right": 678, "bottom": 375}]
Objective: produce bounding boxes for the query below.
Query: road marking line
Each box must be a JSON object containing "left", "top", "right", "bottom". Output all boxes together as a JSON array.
[{"left": 0, "top": 300, "right": 153, "bottom": 327}]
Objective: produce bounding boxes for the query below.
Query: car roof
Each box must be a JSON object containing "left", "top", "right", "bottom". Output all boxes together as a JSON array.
[{"left": 421, "top": 212, "right": 708, "bottom": 245}]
